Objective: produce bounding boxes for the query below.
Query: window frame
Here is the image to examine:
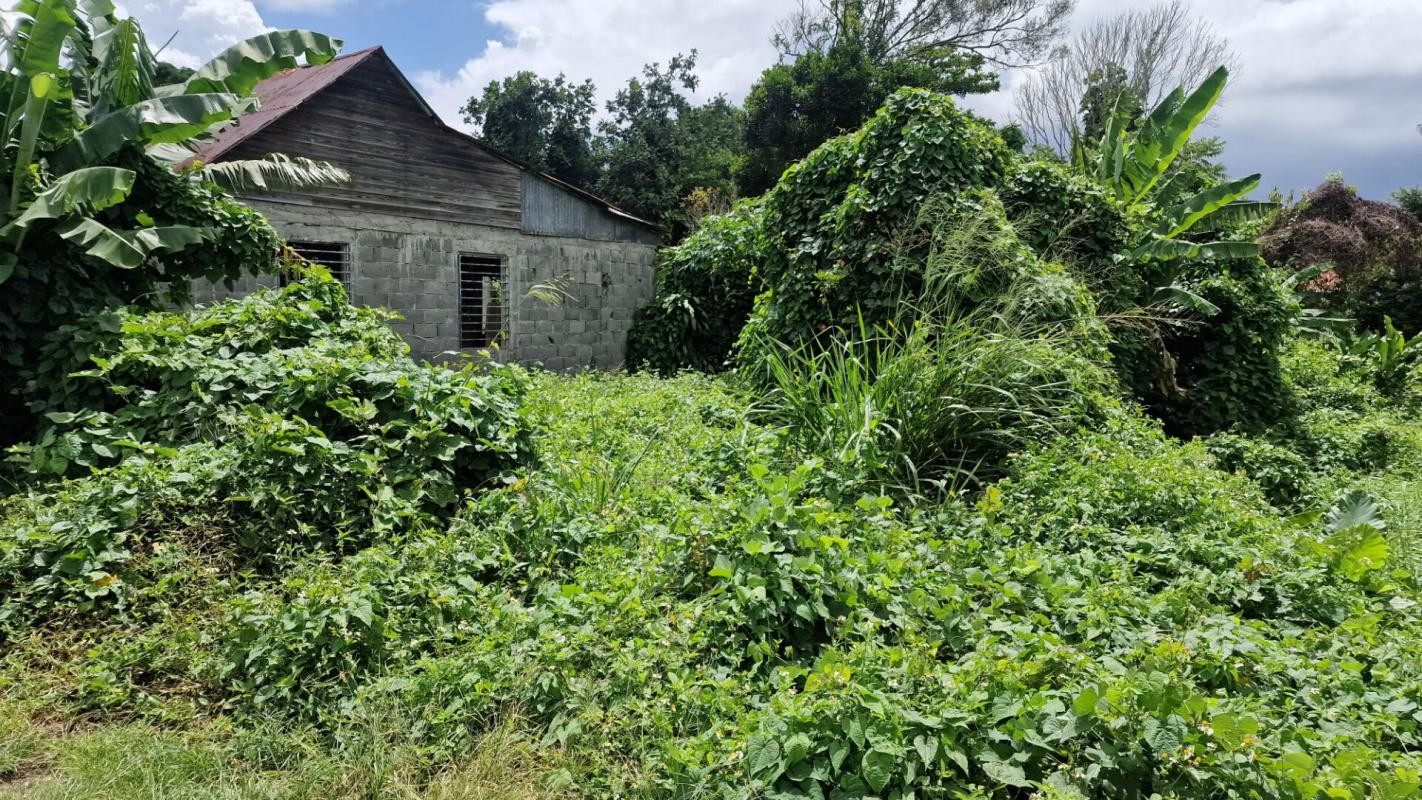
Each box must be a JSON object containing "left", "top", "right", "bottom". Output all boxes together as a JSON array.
[
  {"left": 284, "top": 240, "right": 351, "bottom": 287},
  {"left": 459, "top": 252, "right": 508, "bottom": 349}
]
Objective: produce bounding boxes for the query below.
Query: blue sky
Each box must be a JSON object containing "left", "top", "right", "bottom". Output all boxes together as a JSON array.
[
  {"left": 252, "top": 0, "right": 494, "bottom": 83},
  {"left": 126, "top": 0, "right": 1422, "bottom": 201}
]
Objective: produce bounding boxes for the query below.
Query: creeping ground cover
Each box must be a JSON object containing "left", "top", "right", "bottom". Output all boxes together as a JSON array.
[
  {"left": 4, "top": 3, "right": 1422, "bottom": 798},
  {"left": 5, "top": 343, "right": 1422, "bottom": 799}
]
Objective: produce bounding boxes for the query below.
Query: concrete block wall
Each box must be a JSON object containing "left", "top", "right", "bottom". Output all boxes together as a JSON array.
[{"left": 190, "top": 202, "right": 658, "bottom": 371}]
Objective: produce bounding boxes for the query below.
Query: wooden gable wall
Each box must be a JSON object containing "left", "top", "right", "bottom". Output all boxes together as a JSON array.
[{"left": 222, "top": 56, "right": 524, "bottom": 229}]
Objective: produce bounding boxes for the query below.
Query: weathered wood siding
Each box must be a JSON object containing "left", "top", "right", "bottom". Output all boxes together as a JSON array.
[
  {"left": 223, "top": 58, "right": 523, "bottom": 229},
  {"left": 520, "top": 172, "right": 662, "bottom": 245}
]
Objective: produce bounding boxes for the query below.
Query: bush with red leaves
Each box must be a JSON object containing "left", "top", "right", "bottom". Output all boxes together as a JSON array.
[{"left": 1259, "top": 178, "right": 1422, "bottom": 332}]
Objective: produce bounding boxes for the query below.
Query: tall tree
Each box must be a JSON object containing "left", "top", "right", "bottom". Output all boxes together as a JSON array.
[
  {"left": 738, "top": 33, "right": 998, "bottom": 195},
  {"left": 1015, "top": 0, "right": 1235, "bottom": 153},
  {"left": 773, "top": 0, "right": 1073, "bottom": 68},
  {"left": 596, "top": 52, "right": 745, "bottom": 236},
  {"left": 462, "top": 71, "right": 599, "bottom": 188}
]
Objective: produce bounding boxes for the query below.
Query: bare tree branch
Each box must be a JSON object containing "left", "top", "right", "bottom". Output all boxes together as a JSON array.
[
  {"left": 1014, "top": 0, "right": 1237, "bottom": 153},
  {"left": 774, "top": 0, "right": 1075, "bottom": 69}
]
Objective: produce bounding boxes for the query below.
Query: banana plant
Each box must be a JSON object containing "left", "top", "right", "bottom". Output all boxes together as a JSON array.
[
  {"left": 1078, "top": 66, "right": 1276, "bottom": 262},
  {"left": 1074, "top": 66, "right": 1278, "bottom": 317},
  {"left": 0, "top": 0, "right": 344, "bottom": 282}
]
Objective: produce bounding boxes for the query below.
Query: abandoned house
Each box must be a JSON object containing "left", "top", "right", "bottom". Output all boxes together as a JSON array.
[{"left": 191, "top": 45, "right": 662, "bottom": 370}]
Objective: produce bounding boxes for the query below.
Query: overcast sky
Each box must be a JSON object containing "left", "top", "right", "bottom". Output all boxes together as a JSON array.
[{"left": 123, "top": 0, "right": 1422, "bottom": 199}]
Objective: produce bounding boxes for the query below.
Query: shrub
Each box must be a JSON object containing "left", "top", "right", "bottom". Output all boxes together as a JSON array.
[
  {"left": 746, "top": 88, "right": 1012, "bottom": 348},
  {"left": 0, "top": 274, "right": 532, "bottom": 624},
  {"left": 739, "top": 193, "right": 1112, "bottom": 496},
  {"left": 1260, "top": 178, "right": 1422, "bottom": 334},
  {"left": 626, "top": 199, "right": 768, "bottom": 375},
  {"left": 0, "top": 149, "right": 284, "bottom": 449},
  {"left": 999, "top": 158, "right": 1134, "bottom": 303},
  {"left": 1146, "top": 258, "right": 1299, "bottom": 437}
]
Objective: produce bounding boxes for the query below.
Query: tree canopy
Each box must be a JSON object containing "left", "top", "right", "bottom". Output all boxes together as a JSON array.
[{"left": 462, "top": 71, "right": 600, "bottom": 189}]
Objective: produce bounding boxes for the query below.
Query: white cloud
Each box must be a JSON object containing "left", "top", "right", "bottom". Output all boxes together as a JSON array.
[
  {"left": 962, "top": 0, "right": 1422, "bottom": 196},
  {"left": 414, "top": 0, "right": 799, "bottom": 129},
  {"left": 125, "top": 0, "right": 271, "bottom": 68},
  {"left": 115, "top": 0, "right": 1422, "bottom": 197}
]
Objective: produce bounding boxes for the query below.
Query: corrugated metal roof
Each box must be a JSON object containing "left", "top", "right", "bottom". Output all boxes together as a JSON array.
[{"left": 191, "top": 45, "right": 663, "bottom": 234}]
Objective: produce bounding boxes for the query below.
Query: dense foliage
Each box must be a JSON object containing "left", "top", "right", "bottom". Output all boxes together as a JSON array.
[
  {"left": 0, "top": 0, "right": 344, "bottom": 446},
  {"left": 630, "top": 69, "right": 1292, "bottom": 438},
  {"left": 462, "top": 71, "right": 600, "bottom": 189},
  {"left": 5, "top": 8, "right": 1422, "bottom": 800},
  {"left": 6, "top": 354, "right": 1422, "bottom": 798},
  {"left": 1261, "top": 178, "right": 1422, "bottom": 335},
  {"left": 626, "top": 198, "right": 769, "bottom": 374},
  {"left": 1, "top": 273, "right": 532, "bottom": 624},
  {"left": 737, "top": 38, "right": 997, "bottom": 195}
]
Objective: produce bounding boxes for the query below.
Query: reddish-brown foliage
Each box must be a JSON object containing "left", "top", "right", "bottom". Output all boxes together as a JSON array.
[{"left": 1259, "top": 179, "right": 1422, "bottom": 285}]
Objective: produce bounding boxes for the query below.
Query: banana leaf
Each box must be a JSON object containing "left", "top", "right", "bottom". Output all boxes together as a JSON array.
[
  {"left": 55, "top": 217, "right": 206, "bottom": 268},
  {"left": 55, "top": 93, "right": 240, "bottom": 171},
  {"left": 56, "top": 216, "right": 147, "bottom": 267},
  {"left": 1155, "top": 174, "right": 1261, "bottom": 238},
  {"left": 5, "top": 166, "right": 136, "bottom": 231},
  {"left": 1124, "top": 66, "right": 1228, "bottom": 203},
  {"left": 176, "top": 30, "right": 342, "bottom": 97},
  {"left": 199, "top": 153, "right": 350, "bottom": 194},
  {"left": 1128, "top": 236, "right": 1259, "bottom": 262},
  {"left": 1152, "top": 284, "right": 1221, "bottom": 317}
]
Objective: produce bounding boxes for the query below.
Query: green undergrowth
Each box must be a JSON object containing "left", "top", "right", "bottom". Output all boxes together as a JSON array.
[{"left": 4, "top": 358, "right": 1422, "bottom": 798}]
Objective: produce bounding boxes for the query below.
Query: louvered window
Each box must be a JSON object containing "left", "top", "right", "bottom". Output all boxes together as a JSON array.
[
  {"left": 460, "top": 253, "right": 506, "bottom": 348},
  {"left": 285, "top": 241, "right": 350, "bottom": 286}
]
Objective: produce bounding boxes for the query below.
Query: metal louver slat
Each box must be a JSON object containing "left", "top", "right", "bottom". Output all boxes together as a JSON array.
[
  {"left": 286, "top": 241, "right": 350, "bottom": 286},
  {"left": 460, "top": 253, "right": 505, "bottom": 348}
]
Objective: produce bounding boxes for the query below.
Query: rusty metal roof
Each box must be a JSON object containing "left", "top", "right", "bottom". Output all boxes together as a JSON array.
[{"left": 191, "top": 45, "right": 662, "bottom": 234}]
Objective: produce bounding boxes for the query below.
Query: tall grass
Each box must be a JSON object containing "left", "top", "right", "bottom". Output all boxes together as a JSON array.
[{"left": 744, "top": 195, "right": 1108, "bottom": 498}]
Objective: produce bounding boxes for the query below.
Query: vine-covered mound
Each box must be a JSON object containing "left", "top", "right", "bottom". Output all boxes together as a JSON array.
[{"left": 1, "top": 273, "right": 532, "bottom": 623}]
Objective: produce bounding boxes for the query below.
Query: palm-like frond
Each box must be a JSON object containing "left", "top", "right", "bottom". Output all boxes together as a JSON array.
[{"left": 199, "top": 153, "right": 351, "bottom": 194}]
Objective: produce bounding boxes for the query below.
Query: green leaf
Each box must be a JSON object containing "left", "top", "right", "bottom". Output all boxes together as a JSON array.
[
  {"left": 199, "top": 153, "right": 351, "bottom": 194},
  {"left": 1324, "top": 490, "right": 1384, "bottom": 534},
  {"left": 6, "top": 167, "right": 137, "bottom": 231},
  {"left": 1151, "top": 284, "right": 1221, "bottom": 317},
  {"left": 1157, "top": 174, "right": 1262, "bottom": 239},
  {"left": 1072, "top": 686, "right": 1101, "bottom": 717},
  {"left": 179, "top": 30, "right": 343, "bottom": 96},
  {"left": 88, "top": 15, "right": 157, "bottom": 115},
  {"left": 1203, "top": 199, "right": 1279, "bottom": 229},
  {"left": 1129, "top": 237, "right": 1259, "bottom": 263},
  {"left": 912, "top": 735, "right": 937, "bottom": 768},
  {"left": 861, "top": 747, "right": 896, "bottom": 793},
  {"left": 1327, "top": 525, "right": 1389, "bottom": 582},
  {"left": 709, "top": 554, "right": 735, "bottom": 579},
  {"left": 746, "top": 734, "right": 781, "bottom": 778},
  {"left": 1125, "top": 66, "right": 1229, "bottom": 202},
  {"left": 783, "top": 733, "right": 812, "bottom": 765},
  {"left": 55, "top": 217, "right": 147, "bottom": 268},
  {"left": 1144, "top": 716, "right": 1186, "bottom": 754},
  {"left": 1211, "top": 713, "right": 1259, "bottom": 750},
  {"left": 128, "top": 225, "right": 208, "bottom": 254},
  {"left": 980, "top": 759, "right": 1029, "bottom": 787},
  {"left": 56, "top": 94, "right": 242, "bottom": 172},
  {"left": 13, "top": 1, "right": 76, "bottom": 79}
]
